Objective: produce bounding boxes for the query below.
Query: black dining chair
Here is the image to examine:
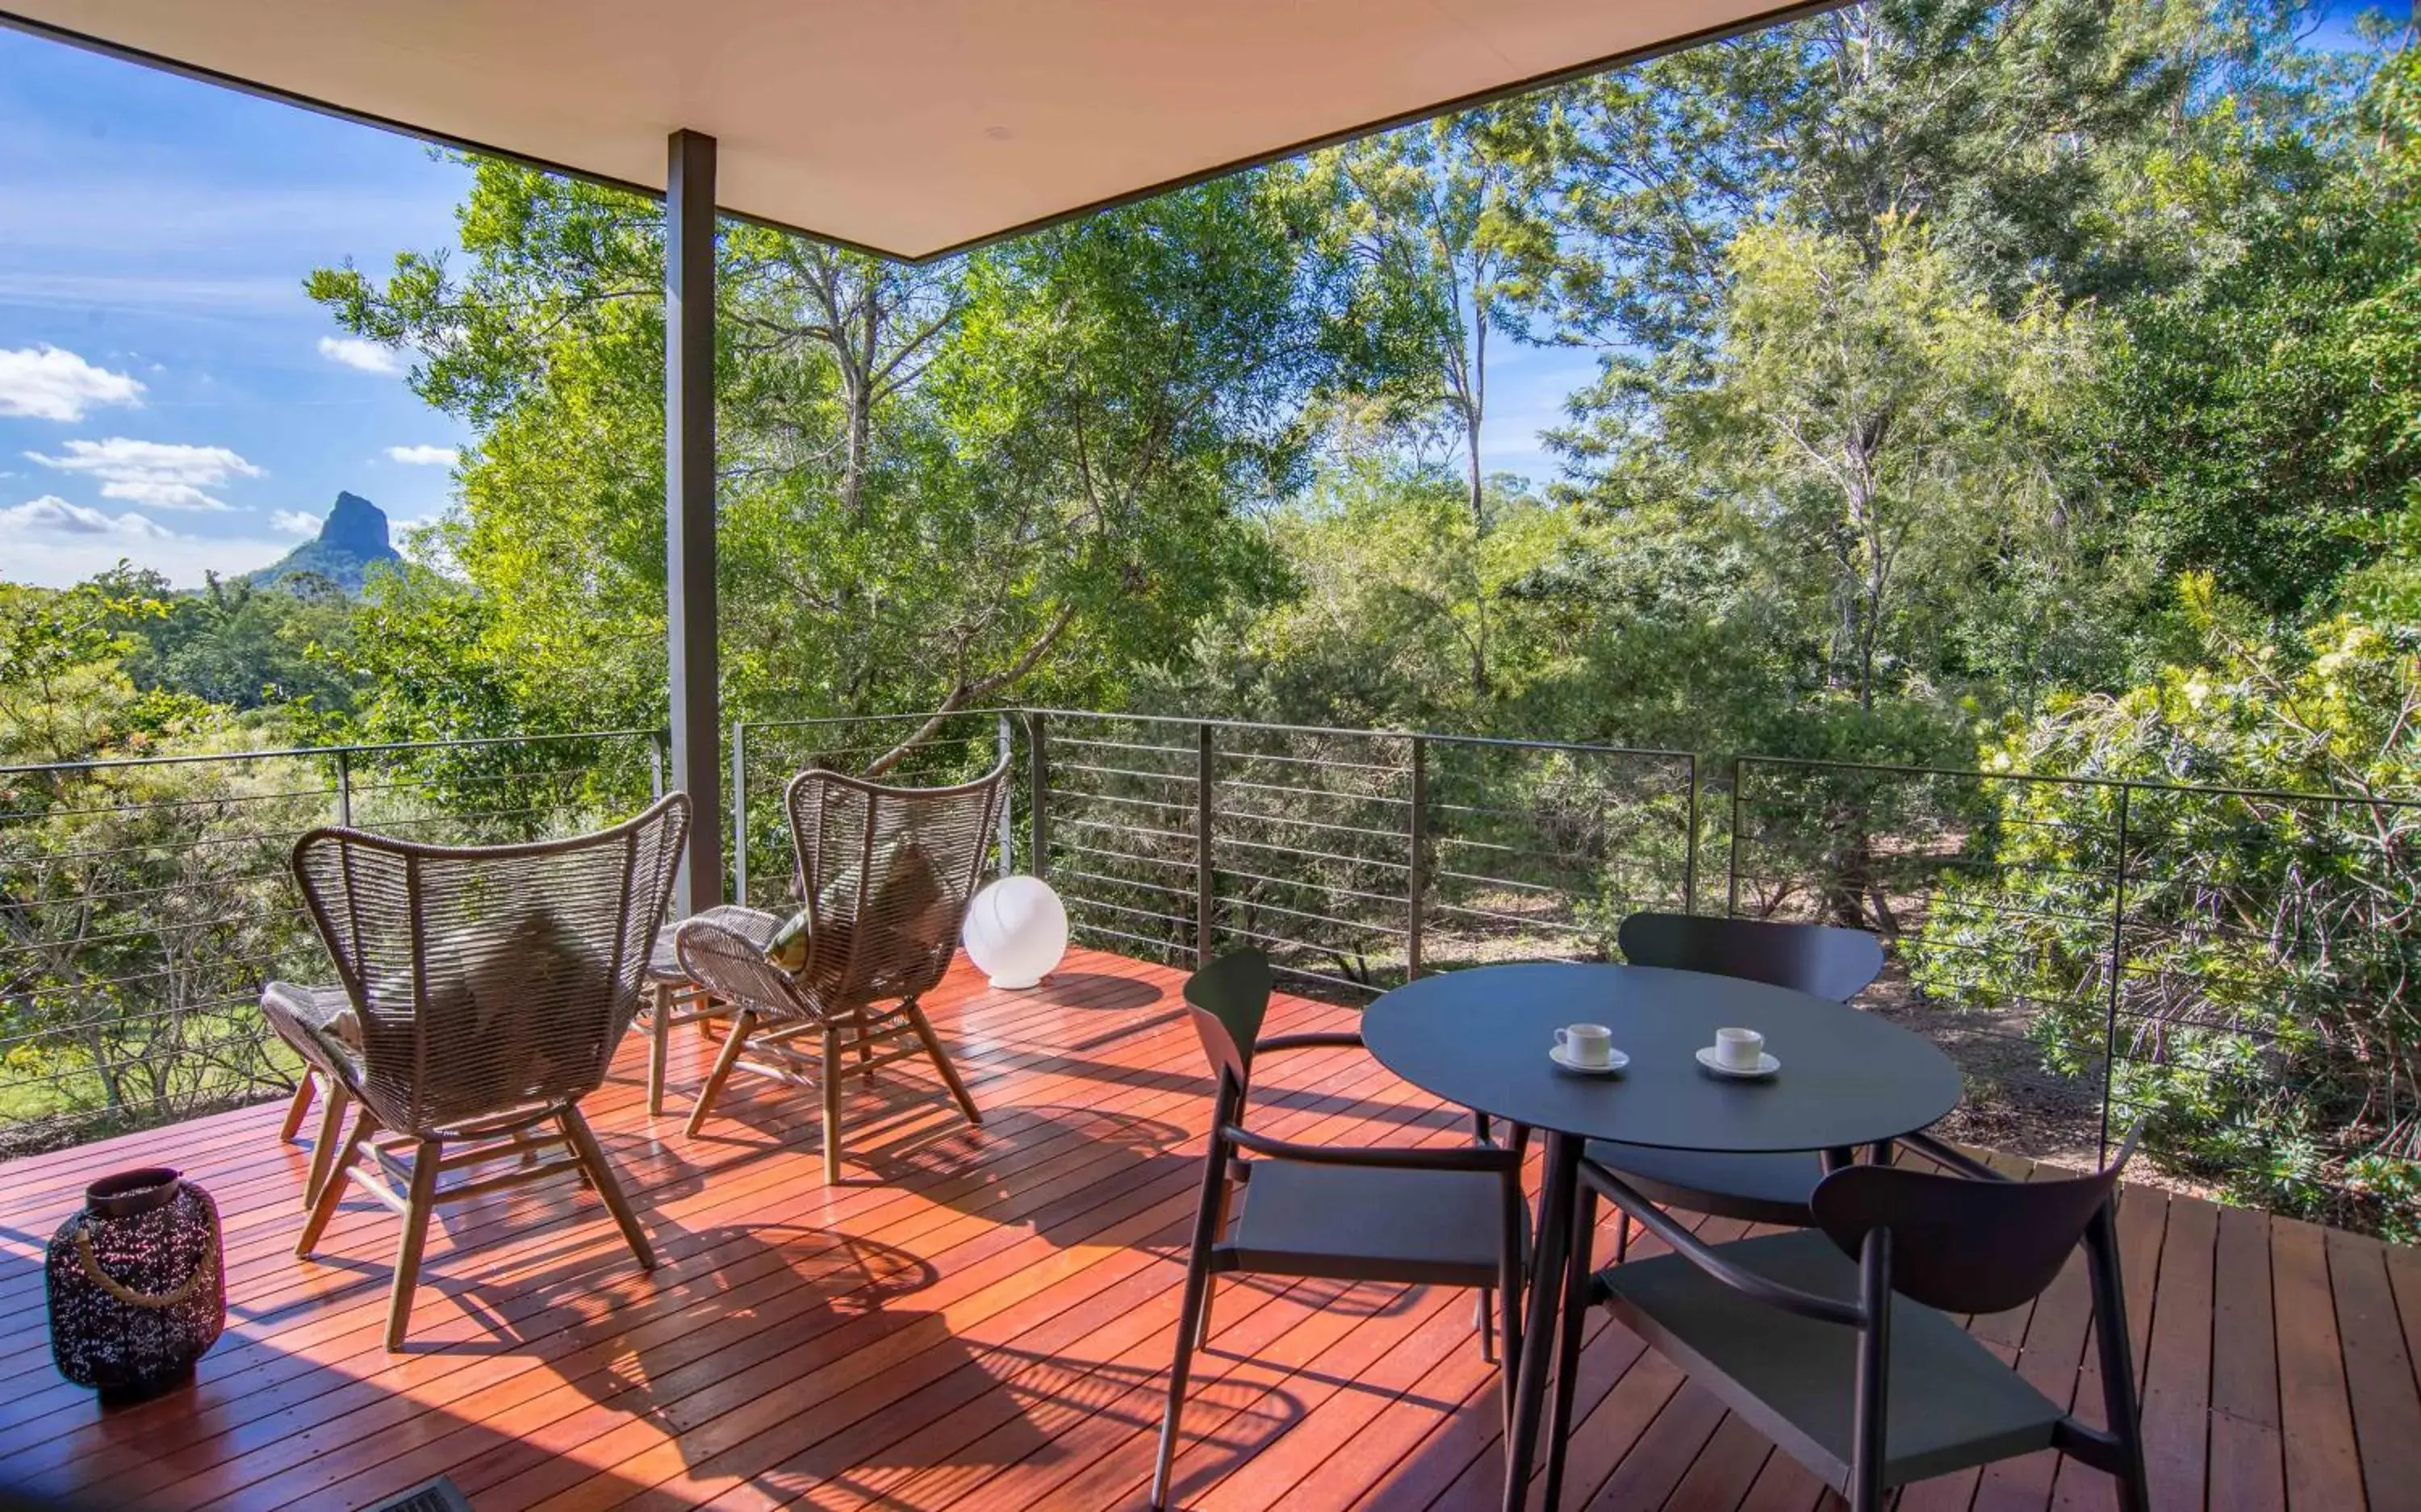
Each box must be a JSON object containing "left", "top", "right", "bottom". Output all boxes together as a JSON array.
[
  {"left": 1595, "top": 912, "right": 1888, "bottom": 1246},
  {"left": 1152, "top": 949, "right": 1528, "bottom": 1511},
  {"left": 1539, "top": 1130, "right": 2150, "bottom": 1512}
]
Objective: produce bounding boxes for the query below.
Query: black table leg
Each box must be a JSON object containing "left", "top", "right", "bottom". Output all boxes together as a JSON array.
[{"left": 1505, "top": 1129, "right": 1581, "bottom": 1512}]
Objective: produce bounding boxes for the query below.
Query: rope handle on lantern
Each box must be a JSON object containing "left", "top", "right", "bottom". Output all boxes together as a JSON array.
[{"left": 73, "top": 1221, "right": 216, "bottom": 1309}]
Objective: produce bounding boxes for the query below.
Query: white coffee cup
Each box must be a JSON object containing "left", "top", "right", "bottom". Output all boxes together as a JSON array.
[
  {"left": 1713, "top": 1027, "right": 1766, "bottom": 1070},
  {"left": 1556, "top": 1023, "right": 1614, "bottom": 1067}
]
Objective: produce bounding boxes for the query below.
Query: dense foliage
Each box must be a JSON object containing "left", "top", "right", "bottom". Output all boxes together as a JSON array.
[{"left": 1910, "top": 580, "right": 2420, "bottom": 1234}]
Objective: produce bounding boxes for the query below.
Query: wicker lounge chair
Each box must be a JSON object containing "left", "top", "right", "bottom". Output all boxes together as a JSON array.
[
  {"left": 675, "top": 758, "right": 1007, "bottom": 1182},
  {"left": 286, "top": 793, "right": 689, "bottom": 1349}
]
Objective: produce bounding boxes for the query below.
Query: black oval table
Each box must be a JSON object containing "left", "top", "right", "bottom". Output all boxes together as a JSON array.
[{"left": 1360, "top": 960, "right": 1963, "bottom": 1512}]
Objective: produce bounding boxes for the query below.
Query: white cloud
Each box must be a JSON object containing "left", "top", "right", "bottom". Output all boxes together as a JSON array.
[
  {"left": 270, "top": 509, "right": 321, "bottom": 536},
  {"left": 0, "top": 495, "right": 171, "bottom": 539},
  {"left": 384, "top": 444, "right": 458, "bottom": 466},
  {"left": 0, "top": 346, "right": 145, "bottom": 422},
  {"left": 0, "top": 531, "right": 298, "bottom": 589},
  {"left": 26, "top": 437, "right": 261, "bottom": 512},
  {"left": 0, "top": 494, "right": 299, "bottom": 587},
  {"left": 318, "top": 336, "right": 406, "bottom": 375}
]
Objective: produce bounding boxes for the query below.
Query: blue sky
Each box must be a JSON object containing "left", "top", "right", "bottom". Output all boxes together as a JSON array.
[
  {"left": 0, "top": 5, "right": 2402, "bottom": 587},
  {"left": 0, "top": 27, "right": 472, "bottom": 587}
]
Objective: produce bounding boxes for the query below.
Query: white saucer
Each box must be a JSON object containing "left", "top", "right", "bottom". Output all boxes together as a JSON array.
[
  {"left": 1696, "top": 1046, "right": 1780, "bottom": 1079},
  {"left": 1549, "top": 1044, "right": 1629, "bottom": 1076}
]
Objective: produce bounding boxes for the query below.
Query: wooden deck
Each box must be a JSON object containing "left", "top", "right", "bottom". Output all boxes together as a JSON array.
[{"left": 1, "top": 946, "right": 2415, "bottom": 1512}]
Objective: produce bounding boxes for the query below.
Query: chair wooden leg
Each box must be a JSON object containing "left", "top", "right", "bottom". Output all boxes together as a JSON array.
[
  {"left": 683, "top": 1009, "right": 756, "bottom": 1138},
  {"left": 1478, "top": 1287, "right": 1497, "bottom": 1364},
  {"left": 822, "top": 1024, "right": 845, "bottom": 1184},
  {"left": 278, "top": 1076, "right": 316, "bottom": 1142},
  {"left": 646, "top": 983, "right": 671, "bottom": 1117},
  {"left": 297, "top": 1104, "right": 378, "bottom": 1257},
  {"left": 903, "top": 999, "right": 981, "bottom": 1126},
  {"left": 560, "top": 1104, "right": 656, "bottom": 1270},
  {"left": 303, "top": 1078, "right": 350, "bottom": 1210},
  {"left": 1541, "top": 1180, "right": 1597, "bottom": 1510},
  {"left": 383, "top": 1138, "right": 442, "bottom": 1351}
]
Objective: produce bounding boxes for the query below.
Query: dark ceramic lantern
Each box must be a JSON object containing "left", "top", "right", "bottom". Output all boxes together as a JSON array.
[{"left": 46, "top": 1167, "right": 225, "bottom": 1403}]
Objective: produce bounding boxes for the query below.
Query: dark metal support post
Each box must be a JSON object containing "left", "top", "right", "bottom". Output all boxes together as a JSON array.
[
  {"left": 1727, "top": 756, "right": 1746, "bottom": 917},
  {"left": 997, "top": 712, "right": 1017, "bottom": 876},
  {"left": 1195, "top": 722, "right": 1215, "bottom": 968},
  {"left": 666, "top": 127, "right": 722, "bottom": 917},
  {"left": 1407, "top": 736, "right": 1427, "bottom": 979},
  {"left": 729, "top": 718, "right": 748, "bottom": 907},
  {"left": 1683, "top": 754, "right": 1699, "bottom": 914},
  {"left": 2099, "top": 782, "right": 2131, "bottom": 1159},
  {"left": 1027, "top": 712, "right": 1050, "bottom": 880},
  {"left": 333, "top": 749, "right": 353, "bottom": 828}
]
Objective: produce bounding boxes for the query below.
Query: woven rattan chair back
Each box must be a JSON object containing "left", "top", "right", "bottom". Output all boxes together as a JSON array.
[
  {"left": 780, "top": 758, "right": 1009, "bottom": 1021},
  {"left": 290, "top": 793, "right": 689, "bottom": 1137}
]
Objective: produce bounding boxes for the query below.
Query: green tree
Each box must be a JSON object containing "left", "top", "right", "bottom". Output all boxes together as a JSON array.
[
  {"left": 0, "top": 579, "right": 320, "bottom": 1147},
  {"left": 2088, "top": 35, "right": 2421, "bottom": 614},
  {"left": 1909, "top": 576, "right": 2421, "bottom": 1234},
  {"left": 97, "top": 569, "right": 360, "bottom": 715},
  {"left": 1305, "top": 110, "right": 1559, "bottom": 694},
  {"left": 309, "top": 161, "right": 1343, "bottom": 760}
]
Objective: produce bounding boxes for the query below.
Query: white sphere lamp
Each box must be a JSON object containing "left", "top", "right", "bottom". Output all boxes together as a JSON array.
[{"left": 962, "top": 875, "right": 1068, "bottom": 991}]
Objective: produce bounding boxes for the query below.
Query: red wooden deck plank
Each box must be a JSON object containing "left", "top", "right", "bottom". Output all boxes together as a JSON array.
[
  {"left": 251, "top": 1000, "right": 1313, "bottom": 1511},
  {"left": 2270, "top": 1218, "right": 2367, "bottom": 1512},
  {"left": 2138, "top": 1193, "right": 2217, "bottom": 1512},
  {"left": 2325, "top": 1225, "right": 2421, "bottom": 1510},
  {"left": 9, "top": 975, "right": 1160, "bottom": 1497},
  {"left": 2201, "top": 1203, "right": 2283, "bottom": 1512},
  {"left": 0, "top": 946, "right": 2411, "bottom": 1512}
]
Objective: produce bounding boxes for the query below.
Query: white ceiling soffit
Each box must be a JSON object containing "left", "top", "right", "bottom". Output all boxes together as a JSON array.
[{"left": 0, "top": 0, "right": 1821, "bottom": 262}]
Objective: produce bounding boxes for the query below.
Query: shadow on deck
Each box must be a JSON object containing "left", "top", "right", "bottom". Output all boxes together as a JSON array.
[{"left": 0, "top": 946, "right": 2412, "bottom": 1511}]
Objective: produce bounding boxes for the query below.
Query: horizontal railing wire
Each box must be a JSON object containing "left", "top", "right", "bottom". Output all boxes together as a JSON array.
[
  {"left": 1, "top": 729, "right": 665, "bottom": 1156},
  {"left": 1719, "top": 754, "right": 2419, "bottom": 1236},
  {"left": 13, "top": 704, "right": 2412, "bottom": 1241}
]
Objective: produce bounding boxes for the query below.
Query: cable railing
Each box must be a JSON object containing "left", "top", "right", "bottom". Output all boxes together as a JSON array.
[
  {"left": 1018, "top": 711, "right": 1698, "bottom": 1000},
  {"left": 1720, "top": 754, "right": 2419, "bottom": 1235},
  {"left": 0, "top": 729, "right": 664, "bottom": 1155},
  {"left": 5, "top": 708, "right": 2411, "bottom": 1235}
]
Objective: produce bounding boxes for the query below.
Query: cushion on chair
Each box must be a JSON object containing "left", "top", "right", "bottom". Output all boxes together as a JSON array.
[
  {"left": 1598, "top": 1230, "right": 2065, "bottom": 1492},
  {"left": 1587, "top": 1140, "right": 1824, "bottom": 1226},
  {"left": 1227, "top": 1163, "right": 1516, "bottom": 1288},
  {"left": 260, "top": 980, "right": 362, "bottom": 1084},
  {"left": 647, "top": 904, "right": 784, "bottom": 983}
]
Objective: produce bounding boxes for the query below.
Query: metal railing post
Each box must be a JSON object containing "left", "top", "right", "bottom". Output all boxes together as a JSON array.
[
  {"left": 1027, "top": 712, "right": 1050, "bottom": 882},
  {"left": 997, "top": 712, "right": 1017, "bottom": 877},
  {"left": 730, "top": 718, "right": 748, "bottom": 908},
  {"left": 1683, "top": 754, "right": 1700, "bottom": 915},
  {"left": 1195, "top": 722, "right": 1216, "bottom": 969},
  {"left": 2099, "top": 781, "right": 2130, "bottom": 1160},
  {"left": 1407, "top": 736, "right": 1427, "bottom": 979},
  {"left": 334, "top": 748, "right": 353, "bottom": 828},
  {"left": 1727, "top": 756, "right": 1746, "bottom": 917}
]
